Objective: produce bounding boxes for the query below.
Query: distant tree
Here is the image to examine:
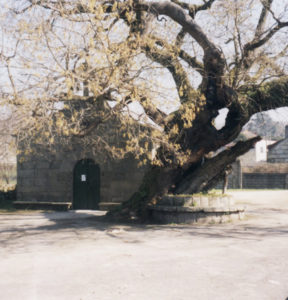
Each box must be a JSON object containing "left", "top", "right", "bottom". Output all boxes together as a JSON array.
[
  {"left": 0, "top": 0, "right": 288, "bottom": 218},
  {"left": 244, "top": 112, "right": 286, "bottom": 140}
]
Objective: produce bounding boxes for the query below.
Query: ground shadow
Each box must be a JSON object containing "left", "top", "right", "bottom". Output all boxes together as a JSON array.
[{"left": 1, "top": 208, "right": 288, "bottom": 251}]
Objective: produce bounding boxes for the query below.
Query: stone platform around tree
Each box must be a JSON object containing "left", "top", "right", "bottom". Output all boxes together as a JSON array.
[{"left": 149, "top": 194, "right": 244, "bottom": 224}]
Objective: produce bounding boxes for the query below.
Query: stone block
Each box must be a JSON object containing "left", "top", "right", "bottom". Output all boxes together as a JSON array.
[
  {"left": 50, "top": 160, "right": 62, "bottom": 169},
  {"left": 112, "top": 171, "right": 126, "bottom": 179},
  {"left": 18, "top": 161, "right": 35, "bottom": 170},
  {"left": 111, "top": 180, "right": 140, "bottom": 193},
  {"left": 100, "top": 179, "right": 111, "bottom": 189},
  {"left": 208, "top": 197, "right": 220, "bottom": 207},
  {"left": 21, "top": 192, "right": 39, "bottom": 202},
  {"left": 16, "top": 192, "right": 23, "bottom": 201},
  {"left": 18, "top": 169, "right": 35, "bottom": 178},
  {"left": 56, "top": 172, "right": 71, "bottom": 184},
  {"left": 47, "top": 182, "right": 68, "bottom": 193},
  {"left": 20, "top": 178, "right": 34, "bottom": 188},
  {"left": 200, "top": 197, "right": 209, "bottom": 207},
  {"left": 34, "top": 177, "right": 48, "bottom": 187},
  {"left": 35, "top": 169, "right": 49, "bottom": 178},
  {"left": 60, "top": 160, "right": 74, "bottom": 171},
  {"left": 112, "top": 196, "right": 124, "bottom": 202},
  {"left": 44, "top": 194, "right": 64, "bottom": 202},
  {"left": 35, "top": 161, "right": 51, "bottom": 169},
  {"left": 104, "top": 162, "right": 114, "bottom": 172},
  {"left": 149, "top": 206, "right": 244, "bottom": 224}
]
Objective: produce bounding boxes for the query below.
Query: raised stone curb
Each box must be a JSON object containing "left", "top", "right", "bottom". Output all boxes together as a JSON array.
[
  {"left": 158, "top": 194, "right": 235, "bottom": 208},
  {"left": 149, "top": 194, "right": 244, "bottom": 224},
  {"left": 149, "top": 205, "right": 244, "bottom": 213}
]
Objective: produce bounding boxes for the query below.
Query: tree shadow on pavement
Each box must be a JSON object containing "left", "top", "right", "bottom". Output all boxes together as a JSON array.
[{"left": 1, "top": 208, "right": 288, "bottom": 252}]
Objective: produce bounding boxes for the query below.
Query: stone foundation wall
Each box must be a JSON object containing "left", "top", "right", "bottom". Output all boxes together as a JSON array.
[
  {"left": 17, "top": 148, "right": 146, "bottom": 205},
  {"left": 149, "top": 194, "right": 244, "bottom": 224}
]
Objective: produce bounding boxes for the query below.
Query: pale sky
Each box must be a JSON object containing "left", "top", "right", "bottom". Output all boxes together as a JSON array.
[
  {"left": 215, "top": 107, "right": 288, "bottom": 130},
  {"left": 0, "top": 0, "right": 287, "bottom": 129}
]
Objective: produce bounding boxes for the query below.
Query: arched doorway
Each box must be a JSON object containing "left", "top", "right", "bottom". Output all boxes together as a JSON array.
[{"left": 73, "top": 159, "right": 100, "bottom": 209}]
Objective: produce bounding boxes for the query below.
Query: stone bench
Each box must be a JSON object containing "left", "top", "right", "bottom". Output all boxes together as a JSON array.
[{"left": 13, "top": 201, "right": 72, "bottom": 211}]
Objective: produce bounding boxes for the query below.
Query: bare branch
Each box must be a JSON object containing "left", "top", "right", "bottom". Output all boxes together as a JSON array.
[
  {"left": 142, "top": 38, "right": 196, "bottom": 104},
  {"left": 173, "top": 0, "right": 217, "bottom": 46},
  {"left": 5, "top": 61, "right": 18, "bottom": 100},
  {"left": 241, "top": 2, "right": 288, "bottom": 70},
  {"left": 245, "top": 22, "right": 288, "bottom": 55},
  {"left": 255, "top": 0, "right": 274, "bottom": 38},
  {"left": 137, "top": 1, "right": 219, "bottom": 54},
  {"left": 178, "top": 50, "right": 204, "bottom": 76},
  {"left": 175, "top": 136, "right": 261, "bottom": 194},
  {"left": 137, "top": 0, "right": 226, "bottom": 109},
  {"left": 175, "top": 28, "right": 186, "bottom": 47},
  {"left": 171, "top": 0, "right": 216, "bottom": 18},
  {"left": 138, "top": 97, "right": 167, "bottom": 126}
]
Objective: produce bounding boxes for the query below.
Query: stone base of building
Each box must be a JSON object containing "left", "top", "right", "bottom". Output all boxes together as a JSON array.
[
  {"left": 13, "top": 201, "right": 122, "bottom": 211},
  {"left": 13, "top": 201, "right": 72, "bottom": 211}
]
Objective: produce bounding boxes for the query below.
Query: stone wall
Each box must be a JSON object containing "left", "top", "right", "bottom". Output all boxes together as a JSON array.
[
  {"left": 16, "top": 100, "right": 153, "bottom": 207},
  {"left": 149, "top": 194, "right": 244, "bottom": 224},
  {"left": 17, "top": 143, "right": 147, "bottom": 205},
  {"left": 17, "top": 156, "right": 74, "bottom": 203}
]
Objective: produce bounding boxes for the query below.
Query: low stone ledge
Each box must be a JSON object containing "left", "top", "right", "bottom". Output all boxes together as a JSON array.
[
  {"left": 13, "top": 201, "right": 72, "bottom": 211},
  {"left": 158, "top": 194, "right": 234, "bottom": 208},
  {"left": 149, "top": 205, "right": 244, "bottom": 213},
  {"left": 149, "top": 194, "right": 244, "bottom": 224},
  {"left": 149, "top": 206, "right": 244, "bottom": 224}
]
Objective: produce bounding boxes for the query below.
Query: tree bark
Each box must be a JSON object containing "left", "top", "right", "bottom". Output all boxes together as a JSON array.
[
  {"left": 107, "top": 136, "right": 261, "bottom": 221},
  {"left": 108, "top": 77, "right": 288, "bottom": 221},
  {"left": 12, "top": 1, "right": 288, "bottom": 221}
]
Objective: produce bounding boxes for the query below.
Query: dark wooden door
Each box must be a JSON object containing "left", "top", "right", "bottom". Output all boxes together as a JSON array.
[{"left": 73, "top": 159, "right": 100, "bottom": 209}]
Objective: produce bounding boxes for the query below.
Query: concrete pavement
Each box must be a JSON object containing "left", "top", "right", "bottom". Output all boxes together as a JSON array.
[{"left": 0, "top": 191, "right": 288, "bottom": 300}]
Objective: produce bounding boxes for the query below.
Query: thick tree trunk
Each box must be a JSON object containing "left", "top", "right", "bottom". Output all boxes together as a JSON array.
[
  {"left": 106, "top": 166, "right": 177, "bottom": 220},
  {"left": 107, "top": 136, "right": 261, "bottom": 221},
  {"left": 175, "top": 137, "right": 261, "bottom": 194}
]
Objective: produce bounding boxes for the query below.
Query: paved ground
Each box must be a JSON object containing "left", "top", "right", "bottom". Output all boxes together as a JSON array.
[{"left": 0, "top": 190, "right": 288, "bottom": 300}]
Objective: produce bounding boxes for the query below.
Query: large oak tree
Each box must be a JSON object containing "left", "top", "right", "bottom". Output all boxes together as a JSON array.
[{"left": 1, "top": 0, "right": 288, "bottom": 218}]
